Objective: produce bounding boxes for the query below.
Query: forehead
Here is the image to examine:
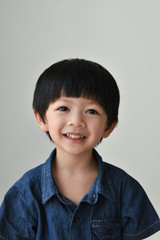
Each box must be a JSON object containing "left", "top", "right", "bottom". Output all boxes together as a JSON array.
[{"left": 53, "top": 96, "right": 101, "bottom": 106}]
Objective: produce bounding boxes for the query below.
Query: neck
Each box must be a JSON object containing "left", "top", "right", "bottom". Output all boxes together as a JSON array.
[{"left": 54, "top": 149, "right": 95, "bottom": 173}]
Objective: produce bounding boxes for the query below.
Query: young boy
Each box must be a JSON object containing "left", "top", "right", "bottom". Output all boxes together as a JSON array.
[{"left": 0, "top": 59, "right": 160, "bottom": 240}]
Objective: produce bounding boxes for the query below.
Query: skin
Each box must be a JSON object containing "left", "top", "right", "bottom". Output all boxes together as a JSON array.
[{"left": 34, "top": 96, "right": 116, "bottom": 205}]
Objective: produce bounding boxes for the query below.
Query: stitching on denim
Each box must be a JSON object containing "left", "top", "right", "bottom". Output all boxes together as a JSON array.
[
  {"left": 0, "top": 236, "right": 9, "bottom": 240},
  {"left": 123, "top": 219, "right": 160, "bottom": 237},
  {"left": 94, "top": 231, "right": 103, "bottom": 240}
]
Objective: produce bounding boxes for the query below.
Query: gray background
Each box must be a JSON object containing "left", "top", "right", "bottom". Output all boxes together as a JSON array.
[{"left": 0, "top": 1, "right": 160, "bottom": 239}]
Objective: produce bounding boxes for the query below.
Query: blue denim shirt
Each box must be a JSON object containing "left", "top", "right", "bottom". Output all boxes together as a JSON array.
[{"left": 0, "top": 148, "right": 160, "bottom": 240}]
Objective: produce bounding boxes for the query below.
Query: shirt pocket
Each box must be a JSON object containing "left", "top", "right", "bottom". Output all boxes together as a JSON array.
[{"left": 90, "top": 219, "right": 121, "bottom": 240}]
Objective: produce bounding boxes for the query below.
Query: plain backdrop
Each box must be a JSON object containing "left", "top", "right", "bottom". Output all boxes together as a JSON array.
[{"left": 0, "top": 1, "right": 160, "bottom": 239}]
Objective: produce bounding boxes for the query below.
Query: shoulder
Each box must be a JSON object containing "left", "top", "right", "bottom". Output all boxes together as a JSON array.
[
  {"left": 16, "top": 164, "right": 43, "bottom": 188},
  {"left": 6, "top": 163, "right": 44, "bottom": 202},
  {"left": 95, "top": 149, "right": 141, "bottom": 196},
  {"left": 102, "top": 160, "right": 136, "bottom": 188},
  {"left": 100, "top": 159, "right": 149, "bottom": 202},
  {"left": 4, "top": 148, "right": 56, "bottom": 204},
  {"left": 95, "top": 149, "right": 133, "bottom": 185}
]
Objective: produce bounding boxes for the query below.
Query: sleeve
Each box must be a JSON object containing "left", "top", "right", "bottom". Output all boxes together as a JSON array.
[
  {"left": 0, "top": 186, "right": 37, "bottom": 240},
  {"left": 121, "top": 175, "right": 160, "bottom": 240}
]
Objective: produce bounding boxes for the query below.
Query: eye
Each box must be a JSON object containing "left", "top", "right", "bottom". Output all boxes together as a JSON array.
[
  {"left": 57, "top": 106, "right": 69, "bottom": 112},
  {"left": 86, "top": 109, "right": 99, "bottom": 115}
]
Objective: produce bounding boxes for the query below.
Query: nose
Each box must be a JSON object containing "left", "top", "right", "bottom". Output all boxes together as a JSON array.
[{"left": 67, "top": 111, "right": 85, "bottom": 128}]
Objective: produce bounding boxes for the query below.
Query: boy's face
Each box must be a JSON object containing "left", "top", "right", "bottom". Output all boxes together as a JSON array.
[{"left": 34, "top": 96, "right": 116, "bottom": 157}]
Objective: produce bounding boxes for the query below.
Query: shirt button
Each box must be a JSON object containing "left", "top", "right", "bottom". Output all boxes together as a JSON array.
[
  {"left": 74, "top": 217, "right": 80, "bottom": 223},
  {"left": 108, "top": 229, "right": 113, "bottom": 235},
  {"left": 92, "top": 194, "right": 95, "bottom": 199}
]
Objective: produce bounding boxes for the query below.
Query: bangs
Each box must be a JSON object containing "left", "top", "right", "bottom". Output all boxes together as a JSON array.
[
  {"left": 54, "top": 72, "right": 102, "bottom": 102},
  {"left": 48, "top": 59, "right": 108, "bottom": 106}
]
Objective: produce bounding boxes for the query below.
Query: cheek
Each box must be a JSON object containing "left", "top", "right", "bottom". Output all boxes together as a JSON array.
[
  {"left": 47, "top": 118, "right": 64, "bottom": 132},
  {"left": 90, "top": 122, "right": 106, "bottom": 137}
]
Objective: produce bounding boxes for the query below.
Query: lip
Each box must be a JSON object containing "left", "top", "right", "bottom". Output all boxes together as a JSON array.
[{"left": 63, "top": 133, "right": 86, "bottom": 142}]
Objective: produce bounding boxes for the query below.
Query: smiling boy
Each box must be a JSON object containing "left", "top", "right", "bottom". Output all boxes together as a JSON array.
[
  {"left": 0, "top": 59, "right": 160, "bottom": 239},
  {"left": 34, "top": 96, "right": 115, "bottom": 206}
]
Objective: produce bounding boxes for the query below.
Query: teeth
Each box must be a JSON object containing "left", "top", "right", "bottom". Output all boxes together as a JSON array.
[{"left": 66, "top": 134, "right": 85, "bottom": 139}]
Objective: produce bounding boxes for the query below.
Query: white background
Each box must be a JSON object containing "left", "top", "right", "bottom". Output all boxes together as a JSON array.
[{"left": 0, "top": 1, "right": 160, "bottom": 239}]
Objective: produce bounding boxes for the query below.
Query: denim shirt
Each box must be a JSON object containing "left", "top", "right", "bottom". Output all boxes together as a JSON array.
[{"left": 0, "top": 149, "right": 160, "bottom": 240}]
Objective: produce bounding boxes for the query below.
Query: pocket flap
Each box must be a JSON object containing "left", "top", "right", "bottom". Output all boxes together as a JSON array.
[{"left": 91, "top": 219, "right": 121, "bottom": 239}]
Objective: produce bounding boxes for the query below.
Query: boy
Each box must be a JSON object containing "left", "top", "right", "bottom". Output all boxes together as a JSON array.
[{"left": 0, "top": 58, "right": 160, "bottom": 240}]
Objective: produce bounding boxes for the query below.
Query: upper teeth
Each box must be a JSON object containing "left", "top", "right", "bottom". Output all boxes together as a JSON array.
[{"left": 66, "top": 134, "right": 85, "bottom": 139}]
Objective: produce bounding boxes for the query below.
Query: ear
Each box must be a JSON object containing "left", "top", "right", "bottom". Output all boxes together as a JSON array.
[
  {"left": 102, "top": 121, "right": 117, "bottom": 139},
  {"left": 33, "top": 110, "right": 49, "bottom": 132}
]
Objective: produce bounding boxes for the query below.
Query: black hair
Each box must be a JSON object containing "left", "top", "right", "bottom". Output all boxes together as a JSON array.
[{"left": 33, "top": 58, "right": 120, "bottom": 140}]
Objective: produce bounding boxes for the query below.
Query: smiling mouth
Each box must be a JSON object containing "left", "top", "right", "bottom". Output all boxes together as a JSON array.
[{"left": 63, "top": 133, "right": 86, "bottom": 140}]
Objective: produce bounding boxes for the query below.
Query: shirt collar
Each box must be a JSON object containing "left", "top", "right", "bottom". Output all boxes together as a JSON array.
[
  {"left": 41, "top": 149, "right": 57, "bottom": 204},
  {"left": 93, "top": 149, "right": 116, "bottom": 203},
  {"left": 41, "top": 148, "right": 116, "bottom": 204}
]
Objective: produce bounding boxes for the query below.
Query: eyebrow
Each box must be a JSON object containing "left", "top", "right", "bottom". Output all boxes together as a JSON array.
[{"left": 56, "top": 97, "right": 98, "bottom": 104}]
